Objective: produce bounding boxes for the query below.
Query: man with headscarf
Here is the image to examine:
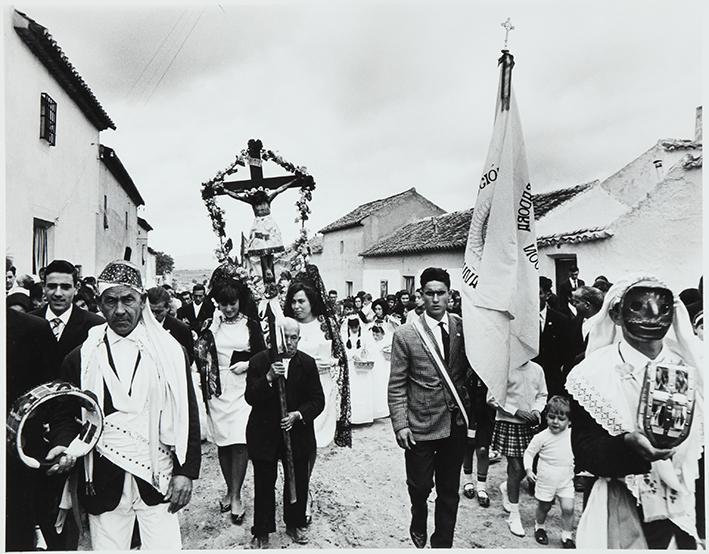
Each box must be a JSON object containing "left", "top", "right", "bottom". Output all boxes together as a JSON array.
[
  {"left": 565, "top": 275, "right": 703, "bottom": 549},
  {"left": 45, "top": 260, "right": 201, "bottom": 550}
]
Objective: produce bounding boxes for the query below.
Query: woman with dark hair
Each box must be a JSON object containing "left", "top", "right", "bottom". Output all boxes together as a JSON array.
[
  {"left": 195, "top": 267, "right": 265, "bottom": 524},
  {"left": 284, "top": 272, "right": 349, "bottom": 524}
]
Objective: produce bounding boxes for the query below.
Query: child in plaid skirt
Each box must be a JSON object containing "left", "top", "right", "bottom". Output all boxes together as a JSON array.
[{"left": 488, "top": 360, "right": 547, "bottom": 537}]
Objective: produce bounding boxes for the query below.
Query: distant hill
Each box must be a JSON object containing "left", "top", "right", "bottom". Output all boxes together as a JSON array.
[{"left": 172, "top": 268, "right": 212, "bottom": 290}]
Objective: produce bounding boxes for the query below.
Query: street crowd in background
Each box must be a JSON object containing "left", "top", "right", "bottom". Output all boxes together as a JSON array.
[{"left": 5, "top": 254, "right": 705, "bottom": 550}]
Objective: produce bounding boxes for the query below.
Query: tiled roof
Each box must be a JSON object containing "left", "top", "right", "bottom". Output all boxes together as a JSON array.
[
  {"left": 536, "top": 227, "right": 613, "bottom": 248},
  {"left": 660, "top": 139, "right": 701, "bottom": 152},
  {"left": 13, "top": 10, "right": 115, "bottom": 131},
  {"left": 361, "top": 183, "right": 591, "bottom": 257},
  {"left": 99, "top": 145, "right": 145, "bottom": 207},
  {"left": 319, "top": 188, "right": 443, "bottom": 234},
  {"left": 532, "top": 181, "right": 595, "bottom": 219},
  {"left": 137, "top": 217, "right": 153, "bottom": 231},
  {"left": 682, "top": 152, "right": 702, "bottom": 169}
]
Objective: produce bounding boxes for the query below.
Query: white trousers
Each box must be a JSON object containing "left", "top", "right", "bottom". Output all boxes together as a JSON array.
[{"left": 89, "top": 473, "right": 182, "bottom": 550}]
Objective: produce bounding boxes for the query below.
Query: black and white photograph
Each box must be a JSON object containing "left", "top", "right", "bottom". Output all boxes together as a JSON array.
[{"left": 3, "top": 0, "right": 705, "bottom": 551}]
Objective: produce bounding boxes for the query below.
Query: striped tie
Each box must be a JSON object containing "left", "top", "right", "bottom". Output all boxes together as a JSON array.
[{"left": 51, "top": 318, "right": 64, "bottom": 341}]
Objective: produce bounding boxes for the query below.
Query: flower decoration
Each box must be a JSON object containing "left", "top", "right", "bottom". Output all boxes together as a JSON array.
[
  {"left": 615, "top": 362, "right": 634, "bottom": 379},
  {"left": 200, "top": 140, "right": 316, "bottom": 265}
]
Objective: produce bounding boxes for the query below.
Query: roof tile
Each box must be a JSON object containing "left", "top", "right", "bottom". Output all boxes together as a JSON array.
[{"left": 361, "top": 183, "right": 593, "bottom": 257}]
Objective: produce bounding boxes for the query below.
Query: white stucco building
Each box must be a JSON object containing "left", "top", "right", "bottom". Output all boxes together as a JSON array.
[
  {"left": 5, "top": 10, "right": 154, "bottom": 278},
  {"left": 358, "top": 110, "right": 702, "bottom": 295},
  {"left": 309, "top": 188, "right": 445, "bottom": 296}
]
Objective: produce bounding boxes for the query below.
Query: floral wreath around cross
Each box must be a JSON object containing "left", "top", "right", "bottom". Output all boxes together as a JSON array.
[{"left": 200, "top": 139, "right": 316, "bottom": 271}]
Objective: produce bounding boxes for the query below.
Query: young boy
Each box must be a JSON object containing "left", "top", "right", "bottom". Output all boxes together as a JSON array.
[{"left": 523, "top": 396, "right": 576, "bottom": 548}]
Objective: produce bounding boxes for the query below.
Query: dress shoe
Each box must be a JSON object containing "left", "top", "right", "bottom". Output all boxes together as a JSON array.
[
  {"left": 251, "top": 534, "right": 269, "bottom": 549},
  {"left": 231, "top": 510, "right": 245, "bottom": 525},
  {"left": 534, "top": 528, "right": 548, "bottom": 545},
  {"left": 562, "top": 538, "right": 576, "bottom": 549},
  {"left": 286, "top": 526, "right": 309, "bottom": 545},
  {"left": 409, "top": 527, "right": 427, "bottom": 549},
  {"left": 477, "top": 489, "right": 490, "bottom": 508},
  {"left": 463, "top": 482, "right": 476, "bottom": 499}
]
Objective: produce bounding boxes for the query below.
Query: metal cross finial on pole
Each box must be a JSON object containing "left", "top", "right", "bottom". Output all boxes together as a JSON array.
[{"left": 501, "top": 17, "right": 515, "bottom": 50}]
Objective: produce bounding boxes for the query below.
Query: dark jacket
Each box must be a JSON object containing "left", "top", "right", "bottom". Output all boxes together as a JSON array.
[
  {"left": 245, "top": 350, "right": 324, "bottom": 462},
  {"left": 5, "top": 310, "right": 60, "bottom": 551},
  {"left": 177, "top": 300, "right": 214, "bottom": 333},
  {"left": 570, "top": 395, "right": 650, "bottom": 477},
  {"left": 30, "top": 305, "right": 104, "bottom": 367},
  {"left": 533, "top": 307, "right": 574, "bottom": 396},
  {"left": 50, "top": 344, "right": 201, "bottom": 515},
  {"left": 162, "top": 314, "right": 194, "bottom": 366}
]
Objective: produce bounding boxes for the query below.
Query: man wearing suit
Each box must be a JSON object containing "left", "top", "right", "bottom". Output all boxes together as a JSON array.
[
  {"left": 245, "top": 317, "right": 324, "bottom": 548},
  {"left": 557, "top": 266, "right": 585, "bottom": 317},
  {"left": 6, "top": 310, "right": 59, "bottom": 551},
  {"left": 148, "top": 286, "right": 195, "bottom": 365},
  {"left": 29, "top": 259, "right": 104, "bottom": 551},
  {"left": 46, "top": 259, "right": 201, "bottom": 550},
  {"left": 534, "top": 277, "right": 573, "bottom": 398},
  {"left": 176, "top": 283, "right": 214, "bottom": 333},
  {"left": 388, "top": 267, "right": 473, "bottom": 549}
]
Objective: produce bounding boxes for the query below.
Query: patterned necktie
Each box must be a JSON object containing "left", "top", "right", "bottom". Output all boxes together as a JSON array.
[
  {"left": 51, "top": 317, "right": 64, "bottom": 341},
  {"left": 438, "top": 321, "right": 450, "bottom": 364}
]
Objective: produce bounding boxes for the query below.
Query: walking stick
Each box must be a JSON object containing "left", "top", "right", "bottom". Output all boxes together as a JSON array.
[{"left": 265, "top": 296, "right": 298, "bottom": 504}]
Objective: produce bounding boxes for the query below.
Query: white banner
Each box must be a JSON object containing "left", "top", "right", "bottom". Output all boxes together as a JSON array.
[{"left": 461, "top": 51, "right": 539, "bottom": 406}]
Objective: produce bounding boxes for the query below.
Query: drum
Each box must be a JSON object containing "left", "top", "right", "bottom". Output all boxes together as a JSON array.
[
  {"left": 7, "top": 380, "right": 104, "bottom": 469},
  {"left": 637, "top": 362, "right": 696, "bottom": 449}
]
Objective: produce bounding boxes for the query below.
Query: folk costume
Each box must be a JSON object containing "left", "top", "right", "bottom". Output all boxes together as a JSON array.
[
  {"left": 342, "top": 316, "right": 374, "bottom": 425},
  {"left": 290, "top": 264, "right": 351, "bottom": 448},
  {"left": 566, "top": 275, "right": 704, "bottom": 549},
  {"left": 49, "top": 260, "right": 201, "bottom": 550}
]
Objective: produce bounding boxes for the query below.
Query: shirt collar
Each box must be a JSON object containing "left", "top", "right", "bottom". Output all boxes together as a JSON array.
[
  {"left": 106, "top": 320, "right": 147, "bottom": 346},
  {"left": 47, "top": 304, "right": 73, "bottom": 325},
  {"left": 540, "top": 305, "right": 547, "bottom": 322},
  {"left": 618, "top": 338, "right": 671, "bottom": 381},
  {"left": 424, "top": 311, "right": 448, "bottom": 332}
]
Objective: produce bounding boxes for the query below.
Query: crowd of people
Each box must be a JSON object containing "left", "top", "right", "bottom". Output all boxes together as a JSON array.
[{"left": 4, "top": 254, "right": 705, "bottom": 550}]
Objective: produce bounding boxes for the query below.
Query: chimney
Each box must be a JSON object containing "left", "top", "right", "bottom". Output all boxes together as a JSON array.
[{"left": 695, "top": 106, "right": 702, "bottom": 142}]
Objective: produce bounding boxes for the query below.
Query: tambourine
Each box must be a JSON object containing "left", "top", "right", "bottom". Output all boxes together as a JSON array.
[
  {"left": 637, "top": 362, "right": 696, "bottom": 449},
  {"left": 6, "top": 380, "right": 104, "bottom": 469}
]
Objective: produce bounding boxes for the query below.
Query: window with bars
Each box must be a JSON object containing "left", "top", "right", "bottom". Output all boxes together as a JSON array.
[
  {"left": 104, "top": 195, "right": 108, "bottom": 229},
  {"left": 380, "top": 280, "right": 388, "bottom": 298},
  {"left": 125, "top": 211, "right": 128, "bottom": 230},
  {"left": 39, "top": 93, "right": 57, "bottom": 146},
  {"left": 346, "top": 281, "right": 353, "bottom": 297}
]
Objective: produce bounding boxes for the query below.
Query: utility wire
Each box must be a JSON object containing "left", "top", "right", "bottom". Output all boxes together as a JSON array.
[
  {"left": 128, "top": 9, "right": 188, "bottom": 100},
  {"left": 146, "top": 8, "right": 205, "bottom": 103}
]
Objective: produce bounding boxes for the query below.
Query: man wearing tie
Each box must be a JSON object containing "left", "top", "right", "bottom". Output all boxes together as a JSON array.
[
  {"left": 28, "top": 259, "right": 104, "bottom": 550},
  {"left": 558, "top": 266, "right": 585, "bottom": 317},
  {"left": 534, "top": 277, "right": 572, "bottom": 398},
  {"left": 388, "top": 267, "right": 473, "bottom": 548}
]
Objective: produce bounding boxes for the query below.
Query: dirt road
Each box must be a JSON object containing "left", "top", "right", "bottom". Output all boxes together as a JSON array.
[{"left": 178, "top": 418, "right": 583, "bottom": 549}]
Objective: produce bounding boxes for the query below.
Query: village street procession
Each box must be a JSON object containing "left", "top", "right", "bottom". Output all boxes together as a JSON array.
[{"left": 3, "top": 2, "right": 705, "bottom": 551}]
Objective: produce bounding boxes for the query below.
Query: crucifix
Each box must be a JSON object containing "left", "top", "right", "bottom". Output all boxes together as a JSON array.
[
  {"left": 216, "top": 138, "right": 314, "bottom": 283},
  {"left": 501, "top": 17, "right": 515, "bottom": 50}
]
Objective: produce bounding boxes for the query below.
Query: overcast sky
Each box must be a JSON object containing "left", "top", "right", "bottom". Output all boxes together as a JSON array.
[{"left": 14, "top": 1, "right": 702, "bottom": 269}]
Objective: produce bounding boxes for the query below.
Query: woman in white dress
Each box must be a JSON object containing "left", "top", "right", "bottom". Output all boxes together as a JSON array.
[
  {"left": 196, "top": 273, "right": 265, "bottom": 524},
  {"left": 283, "top": 275, "right": 350, "bottom": 524},
  {"left": 368, "top": 323, "right": 392, "bottom": 419}
]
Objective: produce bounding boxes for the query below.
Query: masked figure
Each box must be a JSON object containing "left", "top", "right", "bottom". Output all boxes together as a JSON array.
[{"left": 566, "top": 275, "right": 703, "bottom": 549}]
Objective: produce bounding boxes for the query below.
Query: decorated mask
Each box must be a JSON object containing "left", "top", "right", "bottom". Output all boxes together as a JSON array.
[{"left": 620, "top": 286, "right": 674, "bottom": 342}]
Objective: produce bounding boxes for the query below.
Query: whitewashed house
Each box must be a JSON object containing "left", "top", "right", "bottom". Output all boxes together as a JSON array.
[
  {"left": 309, "top": 188, "right": 445, "bottom": 296},
  {"left": 5, "top": 10, "right": 154, "bottom": 278},
  {"left": 358, "top": 109, "right": 702, "bottom": 296}
]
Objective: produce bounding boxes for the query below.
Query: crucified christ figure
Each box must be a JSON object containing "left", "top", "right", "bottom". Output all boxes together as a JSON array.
[{"left": 224, "top": 178, "right": 296, "bottom": 256}]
